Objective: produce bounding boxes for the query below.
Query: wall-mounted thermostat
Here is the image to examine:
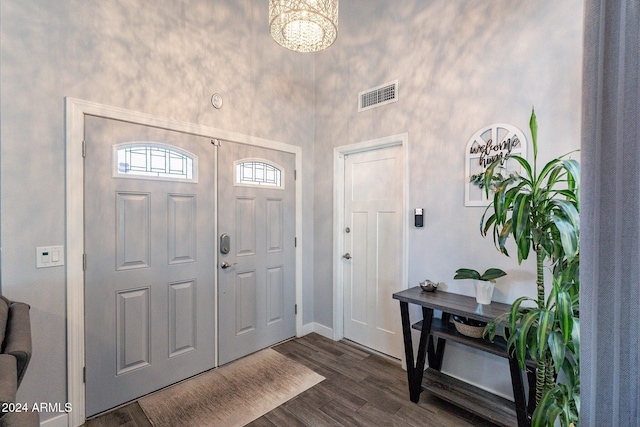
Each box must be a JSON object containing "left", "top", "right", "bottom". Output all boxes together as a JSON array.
[{"left": 415, "top": 208, "right": 424, "bottom": 228}]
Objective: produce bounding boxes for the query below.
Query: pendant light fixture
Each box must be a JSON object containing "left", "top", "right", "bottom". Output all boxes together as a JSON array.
[{"left": 269, "top": 0, "right": 339, "bottom": 53}]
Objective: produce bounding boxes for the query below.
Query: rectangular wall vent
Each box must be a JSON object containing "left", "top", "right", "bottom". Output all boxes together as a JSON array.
[{"left": 358, "top": 80, "right": 398, "bottom": 112}]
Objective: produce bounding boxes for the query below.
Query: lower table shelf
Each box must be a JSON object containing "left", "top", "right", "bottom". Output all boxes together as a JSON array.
[
  {"left": 422, "top": 368, "right": 517, "bottom": 427},
  {"left": 412, "top": 318, "right": 536, "bottom": 368}
]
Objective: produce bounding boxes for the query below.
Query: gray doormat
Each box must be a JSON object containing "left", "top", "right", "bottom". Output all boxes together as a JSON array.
[{"left": 138, "top": 348, "right": 324, "bottom": 426}]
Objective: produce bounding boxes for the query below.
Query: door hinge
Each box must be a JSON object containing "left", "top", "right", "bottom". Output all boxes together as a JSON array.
[
  {"left": 294, "top": 170, "right": 297, "bottom": 180},
  {"left": 82, "top": 140, "right": 86, "bottom": 158},
  {"left": 294, "top": 237, "right": 297, "bottom": 247},
  {"left": 83, "top": 254, "right": 86, "bottom": 271},
  {"left": 295, "top": 304, "right": 298, "bottom": 315},
  {"left": 83, "top": 366, "right": 86, "bottom": 383}
]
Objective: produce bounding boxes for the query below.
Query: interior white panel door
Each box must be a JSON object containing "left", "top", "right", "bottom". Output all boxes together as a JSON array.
[
  {"left": 343, "top": 145, "right": 403, "bottom": 359},
  {"left": 218, "top": 143, "right": 295, "bottom": 365},
  {"left": 84, "top": 116, "right": 216, "bottom": 416}
]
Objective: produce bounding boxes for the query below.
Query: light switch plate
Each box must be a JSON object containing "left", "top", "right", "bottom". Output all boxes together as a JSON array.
[{"left": 36, "top": 246, "right": 65, "bottom": 268}]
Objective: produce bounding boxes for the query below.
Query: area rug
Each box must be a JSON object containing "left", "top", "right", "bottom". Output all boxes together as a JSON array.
[{"left": 138, "top": 348, "right": 324, "bottom": 427}]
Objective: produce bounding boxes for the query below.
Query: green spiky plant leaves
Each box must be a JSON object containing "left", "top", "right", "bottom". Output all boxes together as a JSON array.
[{"left": 480, "top": 109, "right": 580, "bottom": 427}]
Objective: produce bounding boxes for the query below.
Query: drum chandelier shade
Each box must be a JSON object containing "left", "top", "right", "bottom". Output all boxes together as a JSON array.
[{"left": 269, "top": 0, "right": 339, "bottom": 53}]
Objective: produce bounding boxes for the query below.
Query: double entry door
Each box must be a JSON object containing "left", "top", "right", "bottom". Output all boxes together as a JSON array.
[{"left": 84, "top": 116, "right": 295, "bottom": 416}]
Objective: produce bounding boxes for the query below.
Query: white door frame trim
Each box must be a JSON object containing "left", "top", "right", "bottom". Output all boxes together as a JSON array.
[
  {"left": 65, "top": 98, "right": 304, "bottom": 426},
  {"left": 332, "top": 133, "right": 410, "bottom": 349}
]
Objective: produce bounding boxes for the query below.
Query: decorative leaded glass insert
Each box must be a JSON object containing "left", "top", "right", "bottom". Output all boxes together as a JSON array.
[
  {"left": 115, "top": 143, "right": 196, "bottom": 181},
  {"left": 235, "top": 160, "right": 282, "bottom": 188}
]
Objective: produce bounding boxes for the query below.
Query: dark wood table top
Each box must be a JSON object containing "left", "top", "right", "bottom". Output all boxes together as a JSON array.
[{"left": 393, "top": 286, "right": 512, "bottom": 323}]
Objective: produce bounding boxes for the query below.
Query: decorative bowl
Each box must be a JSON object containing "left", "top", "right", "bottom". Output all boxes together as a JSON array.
[{"left": 419, "top": 280, "right": 439, "bottom": 292}]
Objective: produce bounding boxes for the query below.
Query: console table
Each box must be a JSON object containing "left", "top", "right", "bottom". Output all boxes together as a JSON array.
[{"left": 393, "top": 287, "right": 536, "bottom": 427}]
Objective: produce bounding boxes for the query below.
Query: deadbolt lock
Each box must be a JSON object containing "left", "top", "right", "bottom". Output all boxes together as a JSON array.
[
  {"left": 220, "top": 233, "right": 230, "bottom": 254},
  {"left": 345, "top": 227, "right": 350, "bottom": 233}
]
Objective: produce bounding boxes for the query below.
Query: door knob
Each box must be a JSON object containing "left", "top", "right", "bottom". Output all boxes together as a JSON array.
[
  {"left": 221, "top": 261, "right": 237, "bottom": 269},
  {"left": 343, "top": 253, "right": 352, "bottom": 260}
]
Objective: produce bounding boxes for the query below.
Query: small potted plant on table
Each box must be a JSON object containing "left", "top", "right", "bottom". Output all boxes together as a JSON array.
[
  {"left": 453, "top": 267, "right": 507, "bottom": 305},
  {"left": 450, "top": 268, "right": 507, "bottom": 338}
]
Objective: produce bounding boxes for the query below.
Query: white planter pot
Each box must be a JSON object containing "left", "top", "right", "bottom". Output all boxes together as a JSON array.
[{"left": 474, "top": 280, "right": 495, "bottom": 305}]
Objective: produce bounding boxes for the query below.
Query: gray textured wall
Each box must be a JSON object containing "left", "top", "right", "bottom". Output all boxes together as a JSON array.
[
  {"left": 1, "top": 1, "right": 315, "bottom": 422},
  {"left": 313, "top": 0, "right": 583, "bottom": 397}
]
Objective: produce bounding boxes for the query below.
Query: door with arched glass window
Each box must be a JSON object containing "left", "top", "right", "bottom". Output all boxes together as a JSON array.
[
  {"left": 217, "top": 143, "right": 296, "bottom": 365},
  {"left": 83, "top": 116, "right": 216, "bottom": 416}
]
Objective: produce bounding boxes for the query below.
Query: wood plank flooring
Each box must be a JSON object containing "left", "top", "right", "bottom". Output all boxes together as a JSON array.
[{"left": 83, "top": 333, "right": 500, "bottom": 427}]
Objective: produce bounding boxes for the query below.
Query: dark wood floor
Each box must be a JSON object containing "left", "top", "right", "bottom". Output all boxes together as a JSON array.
[{"left": 83, "top": 333, "right": 500, "bottom": 427}]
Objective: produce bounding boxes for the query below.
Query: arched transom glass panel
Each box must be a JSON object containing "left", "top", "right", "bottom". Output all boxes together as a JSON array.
[
  {"left": 235, "top": 159, "right": 283, "bottom": 188},
  {"left": 115, "top": 143, "right": 197, "bottom": 181}
]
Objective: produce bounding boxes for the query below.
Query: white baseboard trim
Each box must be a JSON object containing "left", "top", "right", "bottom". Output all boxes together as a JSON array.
[
  {"left": 39, "top": 412, "right": 68, "bottom": 427},
  {"left": 301, "top": 322, "right": 315, "bottom": 336},
  {"left": 301, "top": 322, "right": 334, "bottom": 340}
]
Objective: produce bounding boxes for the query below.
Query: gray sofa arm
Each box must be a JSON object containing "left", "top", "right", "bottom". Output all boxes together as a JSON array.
[
  {"left": 0, "top": 355, "right": 17, "bottom": 408},
  {"left": 0, "top": 298, "right": 37, "bottom": 427},
  {"left": 2, "top": 303, "right": 31, "bottom": 386}
]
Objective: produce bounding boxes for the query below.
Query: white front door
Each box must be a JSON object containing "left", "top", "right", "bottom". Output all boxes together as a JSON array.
[
  {"left": 217, "top": 142, "right": 296, "bottom": 365},
  {"left": 84, "top": 116, "right": 216, "bottom": 416},
  {"left": 343, "top": 145, "right": 404, "bottom": 359}
]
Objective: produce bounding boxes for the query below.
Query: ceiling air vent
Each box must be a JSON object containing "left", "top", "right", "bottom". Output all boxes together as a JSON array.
[{"left": 358, "top": 80, "right": 398, "bottom": 112}]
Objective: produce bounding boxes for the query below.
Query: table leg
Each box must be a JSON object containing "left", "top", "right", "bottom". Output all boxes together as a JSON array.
[
  {"left": 429, "top": 335, "right": 446, "bottom": 371},
  {"left": 399, "top": 301, "right": 432, "bottom": 403},
  {"left": 508, "top": 357, "right": 531, "bottom": 427}
]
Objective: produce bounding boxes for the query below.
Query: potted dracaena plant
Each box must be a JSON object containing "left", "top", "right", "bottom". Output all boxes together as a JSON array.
[{"left": 480, "top": 109, "right": 580, "bottom": 427}]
